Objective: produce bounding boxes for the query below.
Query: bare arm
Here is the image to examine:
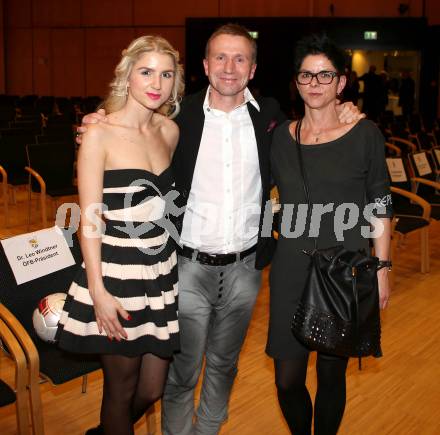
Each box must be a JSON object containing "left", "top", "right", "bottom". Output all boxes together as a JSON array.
[
  {"left": 77, "top": 126, "right": 129, "bottom": 340},
  {"left": 371, "top": 217, "right": 392, "bottom": 309}
]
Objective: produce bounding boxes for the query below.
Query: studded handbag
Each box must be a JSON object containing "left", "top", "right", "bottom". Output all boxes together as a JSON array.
[{"left": 290, "top": 119, "right": 382, "bottom": 367}]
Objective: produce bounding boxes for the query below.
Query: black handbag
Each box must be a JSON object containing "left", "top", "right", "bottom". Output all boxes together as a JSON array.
[{"left": 290, "top": 119, "right": 382, "bottom": 367}]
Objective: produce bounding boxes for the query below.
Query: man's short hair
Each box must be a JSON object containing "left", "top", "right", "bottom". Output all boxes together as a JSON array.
[{"left": 205, "top": 23, "right": 257, "bottom": 63}]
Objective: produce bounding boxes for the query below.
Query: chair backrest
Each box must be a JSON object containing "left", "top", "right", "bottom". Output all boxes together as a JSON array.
[
  {"left": 26, "top": 142, "right": 75, "bottom": 190},
  {"left": 0, "top": 133, "right": 35, "bottom": 184},
  {"left": 0, "top": 231, "right": 82, "bottom": 338},
  {"left": 389, "top": 137, "right": 418, "bottom": 155},
  {"left": 35, "top": 134, "right": 72, "bottom": 145},
  {"left": 415, "top": 131, "right": 435, "bottom": 151}
]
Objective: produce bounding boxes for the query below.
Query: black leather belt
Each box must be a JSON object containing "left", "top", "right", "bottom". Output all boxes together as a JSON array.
[{"left": 179, "top": 244, "right": 257, "bottom": 266}]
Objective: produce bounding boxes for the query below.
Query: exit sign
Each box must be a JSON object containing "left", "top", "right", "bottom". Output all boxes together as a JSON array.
[{"left": 364, "top": 31, "right": 378, "bottom": 40}]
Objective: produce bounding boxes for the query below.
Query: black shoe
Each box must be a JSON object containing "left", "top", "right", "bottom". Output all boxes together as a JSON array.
[{"left": 85, "top": 425, "right": 104, "bottom": 435}]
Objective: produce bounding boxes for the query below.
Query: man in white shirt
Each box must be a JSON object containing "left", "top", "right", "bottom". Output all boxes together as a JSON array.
[
  {"left": 162, "top": 24, "right": 286, "bottom": 435},
  {"left": 163, "top": 24, "right": 360, "bottom": 435}
]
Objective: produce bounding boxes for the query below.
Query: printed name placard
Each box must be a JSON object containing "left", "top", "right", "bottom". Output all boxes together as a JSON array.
[
  {"left": 412, "top": 152, "right": 432, "bottom": 176},
  {"left": 386, "top": 158, "right": 407, "bottom": 183},
  {"left": 433, "top": 148, "right": 440, "bottom": 167},
  {"left": 1, "top": 226, "right": 75, "bottom": 285}
]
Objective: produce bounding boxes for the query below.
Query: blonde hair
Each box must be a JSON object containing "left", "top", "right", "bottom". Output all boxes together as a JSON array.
[{"left": 102, "top": 35, "right": 184, "bottom": 118}]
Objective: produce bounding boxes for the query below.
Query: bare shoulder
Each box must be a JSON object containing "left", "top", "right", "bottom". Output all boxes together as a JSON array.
[
  {"left": 153, "top": 113, "right": 179, "bottom": 151},
  {"left": 81, "top": 122, "right": 111, "bottom": 143},
  {"left": 79, "top": 123, "right": 111, "bottom": 159}
]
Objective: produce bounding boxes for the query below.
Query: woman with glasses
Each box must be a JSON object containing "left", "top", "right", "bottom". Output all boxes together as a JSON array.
[{"left": 266, "top": 34, "right": 392, "bottom": 434}]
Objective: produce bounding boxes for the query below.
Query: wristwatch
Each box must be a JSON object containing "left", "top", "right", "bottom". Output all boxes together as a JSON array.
[{"left": 377, "top": 260, "right": 392, "bottom": 271}]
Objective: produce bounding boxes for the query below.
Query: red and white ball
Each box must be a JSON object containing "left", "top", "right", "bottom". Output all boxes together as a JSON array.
[{"left": 32, "top": 293, "right": 66, "bottom": 343}]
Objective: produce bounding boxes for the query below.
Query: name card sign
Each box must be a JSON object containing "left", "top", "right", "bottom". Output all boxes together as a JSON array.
[
  {"left": 412, "top": 152, "right": 432, "bottom": 176},
  {"left": 386, "top": 158, "right": 407, "bottom": 183},
  {"left": 1, "top": 226, "right": 75, "bottom": 285},
  {"left": 433, "top": 148, "right": 440, "bottom": 167}
]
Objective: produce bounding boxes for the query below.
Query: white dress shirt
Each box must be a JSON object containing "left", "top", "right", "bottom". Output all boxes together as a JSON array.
[{"left": 180, "top": 87, "right": 262, "bottom": 254}]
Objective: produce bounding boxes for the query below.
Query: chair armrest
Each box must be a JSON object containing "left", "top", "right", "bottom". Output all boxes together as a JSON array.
[
  {"left": 385, "top": 142, "right": 402, "bottom": 156},
  {"left": 0, "top": 318, "right": 31, "bottom": 434},
  {"left": 0, "top": 164, "right": 7, "bottom": 184},
  {"left": 389, "top": 137, "right": 418, "bottom": 152},
  {"left": 390, "top": 186, "right": 431, "bottom": 221},
  {"left": 0, "top": 304, "right": 40, "bottom": 377},
  {"left": 411, "top": 177, "right": 440, "bottom": 191},
  {"left": 25, "top": 166, "right": 46, "bottom": 194},
  {"left": 0, "top": 318, "right": 27, "bottom": 387}
]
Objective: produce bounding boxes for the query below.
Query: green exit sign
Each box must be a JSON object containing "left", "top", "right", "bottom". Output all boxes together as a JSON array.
[{"left": 364, "top": 31, "right": 378, "bottom": 40}]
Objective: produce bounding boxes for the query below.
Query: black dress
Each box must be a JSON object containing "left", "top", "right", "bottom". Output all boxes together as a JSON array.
[
  {"left": 56, "top": 168, "right": 180, "bottom": 358},
  {"left": 266, "top": 119, "right": 392, "bottom": 360}
]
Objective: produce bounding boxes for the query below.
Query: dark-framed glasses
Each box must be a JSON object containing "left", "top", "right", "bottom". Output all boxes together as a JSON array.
[{"left": 296, "top": 70, "right": 339, "bottom": 85}]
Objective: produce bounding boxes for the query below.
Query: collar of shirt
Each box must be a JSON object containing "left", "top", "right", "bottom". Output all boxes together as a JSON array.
[{"left": 202, "top": 86, "right": 260, "bottom": 116}]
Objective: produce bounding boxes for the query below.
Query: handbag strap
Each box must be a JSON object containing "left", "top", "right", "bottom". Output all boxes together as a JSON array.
[{"left": 294, "top": 119, "right": 317, "bottom": 251}]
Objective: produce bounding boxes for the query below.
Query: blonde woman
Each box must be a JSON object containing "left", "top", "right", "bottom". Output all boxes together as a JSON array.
[{"left": 56, "top": 36, "right": 184, "bottom": 435}]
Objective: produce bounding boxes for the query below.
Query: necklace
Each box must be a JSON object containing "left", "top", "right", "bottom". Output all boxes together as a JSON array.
[{"left": 312, "top": 130, "right": 322, "bottom": 143}]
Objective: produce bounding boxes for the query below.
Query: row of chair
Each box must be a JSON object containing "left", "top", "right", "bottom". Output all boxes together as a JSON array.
[
  {"left": 1, "top": 140, "right": 77, "bottom": 228},
  {"left": 0, "top": 94, "right": 102, "bottom": 124},
  {"left": 385, "top": 138, "right": 440, "bottom": 274}
]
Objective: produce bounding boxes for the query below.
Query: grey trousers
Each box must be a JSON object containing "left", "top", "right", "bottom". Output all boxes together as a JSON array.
[{"left": 161, "top": 252, "right": 261, "bottom": 435}]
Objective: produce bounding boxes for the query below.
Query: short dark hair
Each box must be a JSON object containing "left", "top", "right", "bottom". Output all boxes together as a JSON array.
[
  {"left": 293, "top": 34, "right": 346, "bottom": 75},
  {"left": 205, "top": 23, "right": 257, "bottom": 63}
]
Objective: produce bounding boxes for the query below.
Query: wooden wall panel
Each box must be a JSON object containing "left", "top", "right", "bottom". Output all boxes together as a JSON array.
[
  {"left": 427, "top": 0, "right": 440, "bottom": 25},
  {"left": 6, "top": 29, "right": 33, "bottom": 95},
  {"left": 135, "top": 27, "right": 186, "bottom": 62},
  {"left": 81, "top": 0, "right": 133, "bottom": 27},
  {"left": 314, "top": 0, "right": 423, "bottom": 17},
  {"left": 133, "top": 0, "right": 218, "bottom": 26},
  {"left": 4, "top": 0, "right": 31, "bottom": 27},
  {"left": 220, "top": 0, "right": 310, "bottom": 17},
  {"left": 85, "top": 28, "right": 135, "bottom": 97},
  {"left": 33, "top": 28, "right": 51, "bottom": 95},
  {"left": 52, "top": 29, "right": 85, "bottom": 96},
  {"left": 32, "top": 0, "right": 81, "bottom": 27}
]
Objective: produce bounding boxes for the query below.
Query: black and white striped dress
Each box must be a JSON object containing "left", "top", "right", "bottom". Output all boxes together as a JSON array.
[{"left": 56, "top": 168, "right": 179, "bottom": 357}]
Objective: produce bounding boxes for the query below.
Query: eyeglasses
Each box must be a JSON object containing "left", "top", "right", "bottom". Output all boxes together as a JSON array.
[{"left": 296, "top": 70, "right": 339, "bottom": 85}]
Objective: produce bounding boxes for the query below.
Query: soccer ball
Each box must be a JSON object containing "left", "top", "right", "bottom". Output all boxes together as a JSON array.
[{"left": 32, "top": 293, "right": 67, "bottom": 343}]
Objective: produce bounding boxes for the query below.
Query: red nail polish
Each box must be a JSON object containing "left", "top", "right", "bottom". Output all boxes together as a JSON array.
[{"left": 127, "top": 315, "right": 132, "bottom": 320}]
